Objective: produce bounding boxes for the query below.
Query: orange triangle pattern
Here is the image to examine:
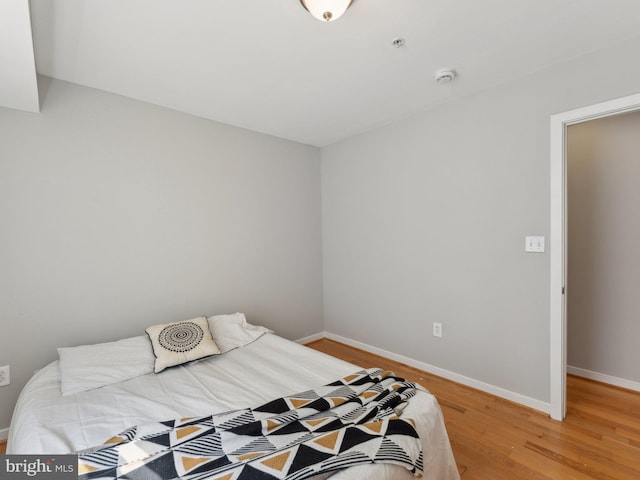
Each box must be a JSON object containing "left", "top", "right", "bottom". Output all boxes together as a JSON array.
[
  {"left": 182, "top": 456, "right": 210, "bottom": 472},
  {"left": 289, "top": 398, "right": 313, "bottom": 409},
  {"left": 260, "top": 450, "right": 291, "bottom": 472},
  {"left": 361, "top": 421, "right": 384, "bottom": 434},
  {"left": 176, "top": 425, "right": 201, "bottom": 439},
  {"left": 266, "top": 419, "right": 280, "bottom": 432},
  {"left": 314, "top": 430, "right": 340, "bottom": 450},
  {"left": 78, "top": 464, "right": 99, "bottom": 475},
  {"left": 304, "top": 418, "right": 329, "bottom": 427},
  {"left": 104, "top": 436, "right": 124, "bottom": 444}
]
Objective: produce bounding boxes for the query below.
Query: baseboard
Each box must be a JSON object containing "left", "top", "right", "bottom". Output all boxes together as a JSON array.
[
  {"left": 324, "top": 332, "right": 551, "bottom": 415},
  {"left": 568, "top": 366, "right": 640, "bottom": 393},
  {"left": 0, "top": 427, "right": 8, "bottom": 442},
  {"left": 294, "top": 331, "right": 327, "bottom": 345}
]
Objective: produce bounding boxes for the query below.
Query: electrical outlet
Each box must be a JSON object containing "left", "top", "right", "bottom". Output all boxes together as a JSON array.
[
  {"left": 432, "top": 322, "right": 443, "bottom": 338},
  {"left": 0, "top": 365, "right": 10, "bottom": 387}
]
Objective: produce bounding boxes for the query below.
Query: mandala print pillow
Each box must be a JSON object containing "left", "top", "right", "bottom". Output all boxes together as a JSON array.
[{"left": 146, "top": 316, "right": 221, "bottom": 373}]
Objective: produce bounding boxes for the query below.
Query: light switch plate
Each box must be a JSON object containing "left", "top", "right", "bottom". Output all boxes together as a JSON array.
[
  {"left": 0, "top": 365, "right": 9, "bottom": 387},
  {"left": 525, "top": 236, "right": 545, "bottom": 253}
]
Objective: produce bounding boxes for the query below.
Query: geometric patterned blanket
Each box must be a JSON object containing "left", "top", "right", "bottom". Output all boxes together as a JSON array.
[{"left": 77, "top": 368, "right": 424, "bottom": 480}]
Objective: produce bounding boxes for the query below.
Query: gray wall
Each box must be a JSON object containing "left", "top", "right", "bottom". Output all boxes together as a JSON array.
[
  {"left": 322, "top": 36, "right": 640, "bottom": 405},
  {"left": 0, "top": 77, "right": 323, "bottom": 429},
  {"left": 567, "top": 111, "right": 640, "bottom": 383}
]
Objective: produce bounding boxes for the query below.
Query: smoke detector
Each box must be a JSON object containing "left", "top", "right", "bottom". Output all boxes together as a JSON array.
[{"left": 435, "top": 69, "right": 457, "bottom": 84}]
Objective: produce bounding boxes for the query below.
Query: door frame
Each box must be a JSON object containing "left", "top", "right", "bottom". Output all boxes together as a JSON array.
[{"left": 549, "top": 92, "right": 640, "bottom": 420}]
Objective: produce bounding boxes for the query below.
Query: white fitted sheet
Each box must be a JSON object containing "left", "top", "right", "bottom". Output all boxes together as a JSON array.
[{"left": 8, "top": 333, "right": 459, "bottom": 480}]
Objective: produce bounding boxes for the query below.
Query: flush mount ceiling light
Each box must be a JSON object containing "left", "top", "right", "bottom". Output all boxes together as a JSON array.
[
  {"left": 435, "top": 69, "right": 457, "bottom": 84},
  {"left": 300, "top": 0, "right": 354, "bottom": 22}
]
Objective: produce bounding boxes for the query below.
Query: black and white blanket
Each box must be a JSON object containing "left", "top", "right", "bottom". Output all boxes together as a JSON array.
[{"left": 78, "top": 368, "right": 424, "bottom": 480}]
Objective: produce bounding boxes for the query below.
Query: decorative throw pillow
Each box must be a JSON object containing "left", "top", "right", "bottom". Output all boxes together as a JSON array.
[{"left": 146, "top": 316, "right": 221, "bottom": 373}]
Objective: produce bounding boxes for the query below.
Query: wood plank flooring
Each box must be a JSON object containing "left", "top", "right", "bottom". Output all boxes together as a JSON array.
[
  {"left": 306, "top": 338, "right": 640, "bottom": 480},
  {"left": 0, "top": 440, "right": 5, "bottom": 454}
]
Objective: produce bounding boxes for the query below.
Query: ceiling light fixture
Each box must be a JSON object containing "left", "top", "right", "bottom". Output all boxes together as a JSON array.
[
  {"left": 435, "top": 69, "right": 457, "bottom": 84},
  {"left": 300, "top": 0, "right": 353, "bottom": 22}
]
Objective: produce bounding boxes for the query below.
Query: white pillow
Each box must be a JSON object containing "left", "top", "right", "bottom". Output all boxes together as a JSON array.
[
  {"left": 207, "top": 312, "right": 271, "bottom": 353},
  {"left": 58, "top": 336, "right": 155, "bottom": 396},
  {"left": 58, "top": 312, "right": 270, "bottom": 394},
  {"left": 146, "top": 316, "right": 221, "bottom": 373}
]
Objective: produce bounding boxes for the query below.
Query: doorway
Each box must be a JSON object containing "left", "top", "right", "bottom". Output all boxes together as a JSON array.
[{"left": 549, "top": 92, "right": 640, "bottom": 420}]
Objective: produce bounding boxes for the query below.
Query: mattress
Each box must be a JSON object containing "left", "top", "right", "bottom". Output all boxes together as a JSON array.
[{"left": 8, "top": 333, "right": 459, "bottom": 480}]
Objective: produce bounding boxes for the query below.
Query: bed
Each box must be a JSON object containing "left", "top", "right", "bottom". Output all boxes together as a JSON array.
[{"left": 8, "top": 314, "right": 459, "bottom": 480}]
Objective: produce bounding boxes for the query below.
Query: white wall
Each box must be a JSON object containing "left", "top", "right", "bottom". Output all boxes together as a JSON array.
[
  {"left": 567, "top": 111, "right": 640, "bottom": 385},
  {"left": 322, "top": 36, "right": 640, "bottom": 407},
  {"left": 0, "top": 77, "right": 323, "bottom": 429},
  {"left": 0, "top": 0, "right": 39, "bottom": 112}
]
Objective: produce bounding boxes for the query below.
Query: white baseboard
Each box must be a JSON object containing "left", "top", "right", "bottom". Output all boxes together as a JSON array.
[
  {"left": 568, "top": 366, "right": 640, "bottom": 393},
  {"left": 294, "top": 331, "right": 327, "bottom": 345},
  {"left": 324, "top": 332, "right": 551, "bottom": 415},
  {"left": 0, "top": 427, "right": 8, "bottom": 442}
]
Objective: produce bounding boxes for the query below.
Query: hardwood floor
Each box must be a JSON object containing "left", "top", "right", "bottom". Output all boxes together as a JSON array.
[
  {"left": 306, "top": 338, "right": 640, "bottom": 480},
  {"left": 0, "top": 440, "right": 5, "bottom": 454}
]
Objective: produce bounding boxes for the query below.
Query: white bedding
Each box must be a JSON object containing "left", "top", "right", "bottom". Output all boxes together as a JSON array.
[{"left": 8, "top": 333, "right": 459, "bottom": 480}]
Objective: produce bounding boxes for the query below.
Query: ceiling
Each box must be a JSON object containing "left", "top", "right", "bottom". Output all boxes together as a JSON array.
[{"left": 3, "top": 0, "right": 640, "bottom": 146}]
